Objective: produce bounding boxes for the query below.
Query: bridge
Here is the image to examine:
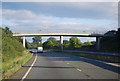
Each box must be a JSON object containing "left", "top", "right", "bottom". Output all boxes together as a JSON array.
[{"left": 12, "top": 30, "right": 114, "bottom": 50}]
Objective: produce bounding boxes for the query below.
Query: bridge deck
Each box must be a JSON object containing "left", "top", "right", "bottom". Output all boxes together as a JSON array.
[{"left": 13, "top": 33, "right": 104, "bottom": 37}]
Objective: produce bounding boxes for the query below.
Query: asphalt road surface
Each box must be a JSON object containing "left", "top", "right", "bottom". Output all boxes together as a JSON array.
[{"left": 11, "top": 51, "right": 119, "bottom": 80}]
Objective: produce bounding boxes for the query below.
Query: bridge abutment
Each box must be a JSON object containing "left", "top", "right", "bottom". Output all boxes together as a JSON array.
[{"left": 60, "top": 36, "right": 63, "bottom": 51}]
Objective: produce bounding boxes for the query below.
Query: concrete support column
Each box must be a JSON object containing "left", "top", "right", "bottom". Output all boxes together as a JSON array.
[
  {"left": 96, "top": 37, "right": 101, "bottom": 50},
  {"left": 23, "top": 36, "right": 26, "bottom": 48},
  {"left": 60, "top": 36, "right": 63, "bottom": 51}
]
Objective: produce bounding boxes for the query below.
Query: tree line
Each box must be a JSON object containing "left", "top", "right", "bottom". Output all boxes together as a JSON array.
[
  {"left": 26, "top": 28, "right": 120, "bottom": 52},
  {"left": 27, "top": 36, "right": 96, "bottom": 50}
]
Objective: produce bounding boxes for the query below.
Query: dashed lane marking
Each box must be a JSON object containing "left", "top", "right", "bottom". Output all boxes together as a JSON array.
[
  {"left": 77, "top": 69, "right": 82, "bottom": 72},
  {"left": 67, "top": 63, "right": 70, "bottom": 64}
]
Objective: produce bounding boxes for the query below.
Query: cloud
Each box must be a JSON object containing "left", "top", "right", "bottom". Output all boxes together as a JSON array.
[
  {"left": 2, "top": 9, "right": 54, "bottom": 30},
  {"left": 2, "top": 9, "right": 118, "bottom": 32},
  {"left": 3, "top": 0, "right": 119, "bottom": 2},
  {"left": 2, "top": 9, "right": 37, "bottom": 20},
  {"left": 3, "top": 2, "right": 118, "bottom": 20},
  {"left": 33, "top": 2, "right": 118, "bottom": 20},
  {"left": 60, "top": 22, "right": 80, "bottom": 25}
]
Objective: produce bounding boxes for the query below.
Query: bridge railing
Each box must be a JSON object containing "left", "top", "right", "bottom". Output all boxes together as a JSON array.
[{"left": 12, "top": 29, "right": 107, "bottom": 35}]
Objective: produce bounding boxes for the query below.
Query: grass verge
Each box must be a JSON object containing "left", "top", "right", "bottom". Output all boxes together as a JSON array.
[{"left": 2, "top": 50, "right": 33, "bottom": 79}]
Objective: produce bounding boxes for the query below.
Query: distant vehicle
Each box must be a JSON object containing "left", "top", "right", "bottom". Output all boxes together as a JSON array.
[{"left": 37, "top": 47, "right": 43, "bottom": 53}]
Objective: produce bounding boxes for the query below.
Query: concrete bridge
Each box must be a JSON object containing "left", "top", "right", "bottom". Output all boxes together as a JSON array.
[
  {"left": 12, "top": 30, "right": 114, "bottom": 50},
  {"left": 13, "top": 33, "right": 104, "bottom": 37}
]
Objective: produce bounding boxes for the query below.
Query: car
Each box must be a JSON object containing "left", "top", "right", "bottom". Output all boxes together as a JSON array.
[{"left": 37, "top": 47, "right": 43, "bottom": 53}]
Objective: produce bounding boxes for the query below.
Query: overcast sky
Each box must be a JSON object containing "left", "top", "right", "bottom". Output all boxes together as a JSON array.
[{"left": 1, "top": 2, "right": 118, "bottom": 42}]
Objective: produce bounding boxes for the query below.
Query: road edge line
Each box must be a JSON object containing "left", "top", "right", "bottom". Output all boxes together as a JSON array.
[{"left": 21, "top": 54, "right": 37, "bottom": 81}]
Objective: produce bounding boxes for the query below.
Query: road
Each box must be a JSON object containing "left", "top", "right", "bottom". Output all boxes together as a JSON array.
[{"left": 11, "top": 51, "right": 119, "bottom": 80}]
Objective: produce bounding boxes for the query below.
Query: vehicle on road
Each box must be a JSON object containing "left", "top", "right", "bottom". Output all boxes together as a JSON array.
[{"left": 37, "top": 47, "right": 43, "bottom": 53}]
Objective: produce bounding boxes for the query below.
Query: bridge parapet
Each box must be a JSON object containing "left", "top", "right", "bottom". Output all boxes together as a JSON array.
[{"left": 12, "top": 29, "right": 106, "bottom": 35}]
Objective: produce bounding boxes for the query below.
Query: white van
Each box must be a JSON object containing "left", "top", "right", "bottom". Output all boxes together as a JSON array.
[{"left": 37, "top": 47, "right": 43, "bottom": 53}]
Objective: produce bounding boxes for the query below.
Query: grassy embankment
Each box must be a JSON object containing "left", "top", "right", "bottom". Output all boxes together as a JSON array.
[{"left": 1, "top": 27, "right": 33, "bottom": 79}]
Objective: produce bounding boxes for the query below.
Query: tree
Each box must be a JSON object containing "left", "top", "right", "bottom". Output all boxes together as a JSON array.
[
  {"left": 26, "top": 42, "right": 36, "bottom": 49},
  {"left": 43, "top": 37, "right": 60, "bottom": 49},
  {"left": 32, "top": 36, "right": 42, "bottom": 44},
  {"left": 43, "top": 40, "right": 54, "bottom": 49},
  {"left": 47, "top": 37, "right": 56, "bottom": 41},
  {"left": 69, "top": 37, "right": 82, "bottom": 49},
  {"left": 104, "top": 30, "right": 116, "bottom": 36},
  {"left": 63, "top": 40, "right": 69, "bottom": 49},
  {"left": 100, "top": 29, "right": 118, "bottom": 52},
  {"left": 84, "top": 42, "right": 92, "bottom": 46},
  {"left": 26, "top": 36, "right": 42, "bottom": 49},
  {"left": 91, "top": 41, "right": 96, "bottom": 45},
  {"left": 4, "top": 27, "right": 12, "bottom": 34}
]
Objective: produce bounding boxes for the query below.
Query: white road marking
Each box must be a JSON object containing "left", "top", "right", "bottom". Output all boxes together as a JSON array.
[
  {"left": 21, "top": 54, "right": 37, "bottom": 81},
  {"left": 77, "top": 69, "right": 82, "bottom": 72},
  {"left": 105, "top": 63, "right": 120, "bottom": 67},
  {"left": 67, "top": 63, "right": 70, "bottom": 64},
  {"left": 80, "top": 57, "right": 85, "bottom": 58},
  {"left": 66, "top": 62, "right": 82, "bottom": 72},
  {"left": 95, "top": 60, "right": 120, "bottom": 67}
]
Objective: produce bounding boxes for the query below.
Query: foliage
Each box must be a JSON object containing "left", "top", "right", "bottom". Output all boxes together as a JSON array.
[
  {"left": 91, "top": 41, "right": 96, "bottom": 45},
  {"left": 43, "top": 36, "right": 94, "bottom": 50},
  {"left": 47, "top": 37, "right": 56, "bottom": 41},
  {"left": 104, "top": 30, "right": 116, "bottom": 36},
  {"left": 43, "top": 40, "right": 54, "bottom": 49},
  {"left": 27, "top": 36, "right": 42, "bottom": 49},
  {"left": 69, "top": 37, "right": 83, "bottom": 49},
  {"left": 28, "top": 29, "right": 120, "bottom": 53},
  {"left": 2, "top": 29, "right": 25, "bottom": 62},
  {"left": 63, "top": 40, "right": 69, "bottom": 49},
  {"left": 26, "top": 42, "right": 37, "bottom": 49},
  {"left": 83, "top": 42, "right": 92, "bottom": 46},
  {"left": 43, "top": 37, "right": 60, "bottom": 49},
  {"left": 1, "top": 27, "right": 32, "bottom": 79},
  {"left": 100, "top": 30, "right": 119, "bottom": 52},
  {"left": 32, "top": 36, "right": 42, "bottom": 44},
  {"left": 4, "top": 27, "right": 12, "bottom": 34}
]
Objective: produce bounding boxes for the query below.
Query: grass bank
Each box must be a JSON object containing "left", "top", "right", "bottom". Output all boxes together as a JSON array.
[
  {"left": 1, "top": 27, "right": 33, "bottom": 79},
  {"left": 2, "top": 50, "right": 32, "bottom": 79}
]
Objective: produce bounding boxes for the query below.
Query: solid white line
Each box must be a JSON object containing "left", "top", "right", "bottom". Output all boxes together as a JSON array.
[
  {"left": 105, "top": 63, "right": 120, "bottom": 67},
  {"left": 21, "top": 54, "right": 37, "bottom": 81},
  {"left": 77, "top": 69, "right": 82, "bottom": 72},
  {"left": 94, "top": 60, "right": 120, "bottom": 67}
]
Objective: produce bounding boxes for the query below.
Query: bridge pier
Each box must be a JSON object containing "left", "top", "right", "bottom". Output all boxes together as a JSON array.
[
  {"left": 60, "top": 36, "right": 63, "bottom": 51},
  {"left": 96, "top": 37, "right": 101, "bottom": 50},
  {"left": 22, "top": 36, "right": 26, "bottom": 48}
]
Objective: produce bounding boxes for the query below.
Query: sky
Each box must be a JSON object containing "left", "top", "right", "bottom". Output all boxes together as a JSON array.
[{"left": 1, "top": 2, "right": 118, "bottom": 43}]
